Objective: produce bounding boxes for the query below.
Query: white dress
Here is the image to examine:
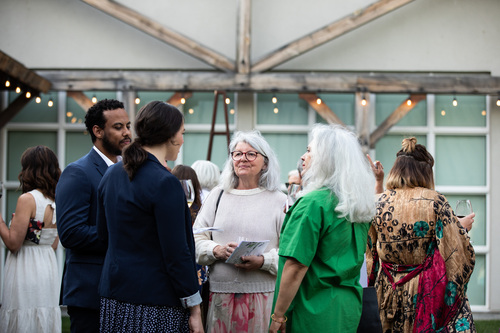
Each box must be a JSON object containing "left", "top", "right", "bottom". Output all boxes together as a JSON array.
[{"left": 0, "top": 189, "right": 61, "bottom": 333}]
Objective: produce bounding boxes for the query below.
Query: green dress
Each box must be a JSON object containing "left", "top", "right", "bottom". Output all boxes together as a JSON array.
[{"left": 272, "top": 188, "right": 370, "bottom": 332}]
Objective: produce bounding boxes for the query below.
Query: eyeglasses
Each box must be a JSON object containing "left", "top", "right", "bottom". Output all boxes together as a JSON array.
[
  {"left": 285, "top": 182, "right": 300, "bottom": 188},
  {"left": 231, "top": 151, "right": 262, "bottom": 161}
]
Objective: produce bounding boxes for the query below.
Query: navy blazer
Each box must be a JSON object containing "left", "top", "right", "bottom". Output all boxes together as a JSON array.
[
  {"left": 56, "top": 148, "right": 108, "bottom": 310},
  {"left": 97, "top": 154, "right": 199, "bottom": 306}
]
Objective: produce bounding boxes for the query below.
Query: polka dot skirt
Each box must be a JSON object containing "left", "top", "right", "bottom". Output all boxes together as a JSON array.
[{"left": 100, "top": 297, "right": 190, "bottom": 332}]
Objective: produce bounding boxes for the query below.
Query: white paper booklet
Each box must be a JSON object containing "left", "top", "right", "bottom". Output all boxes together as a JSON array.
[
  {"left": 193, "top": 227, "right": 224, "bottom": 234},
  {"left": 225, "top": 240, "right": 270, "bottom": 264}
]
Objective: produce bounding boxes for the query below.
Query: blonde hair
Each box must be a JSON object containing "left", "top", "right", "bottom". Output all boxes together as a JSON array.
[{"left": 385, "top": 137, "right": 435, "bottom": 190}]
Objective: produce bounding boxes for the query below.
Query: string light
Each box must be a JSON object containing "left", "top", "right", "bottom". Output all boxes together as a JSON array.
[
  {"left": 188, "top": 108, "right": 194, "bottom": 114},
  {"left": 316, "top": 98, "right": 322, "bottom": 105},
  {"left": 273, "top": 107, "right": 279, "bottom": 114},
  {"left": 361, "top": 94, "right": 367, "bottom": 106},
  {"left": 441, "top": 110, "right": 446, "bottom": 116},
  {"left": 48, "top": 98, "right": 54, "bottom": 107},
  {"left": 181, "top": 97, "right": 186, "bottom": 104},
  {"left": 15, "top": 86, "right": 21, "bottom": 94},
  {"left": 230, "top": 108, "right": 235, "bottom": 115},
  {"left": 481, "top": 110, "right": 486, "bottom": 116},
  {"left": 406, "top": 95, "right": 412, "bottom": 106},
  {"left": 66, "top": 111, "right": 73, "bottom": 117},
  {"left": 452, "top": 95, "right": 458, "bottom": 107},
  {"left": 25, "top": 91, "right": 31, "bottom": 99},
  {"left": 135, "top": 93, "right": 141, "bottom": 105},
  {"left": 272, "top": 95, "right": 278, "bottom": 104},
  {"left": 225, "top": 97, "right": 230, "bottom": 105},
  {"left": 92, "top": 95, "right": 97, "bottom": 104},
  {"left": 5, "top": 79, "right": 10, "bottom": 87},
  {"left": 496, "top": 95, "right": 500, "bottom": 107},
  {"left": 35, "top": 96, "right": 41, "bottom": 103}
]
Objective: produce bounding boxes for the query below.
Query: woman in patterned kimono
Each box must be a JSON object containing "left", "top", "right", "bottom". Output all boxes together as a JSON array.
[{"left": 366, "top": 137, "right": 476, "bottom": 333}]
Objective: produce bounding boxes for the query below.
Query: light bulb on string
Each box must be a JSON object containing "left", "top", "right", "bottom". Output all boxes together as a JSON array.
[
  {"left": 15, "top": 86, "right": 21, "bottom": 94},
  {"left": 496, "top": 96, "right": 500, "bottom": 107},
  {"left": 92, "top": 95, "right": 97, "bottom": 104},
  {"left": 481, "top": 110, "right": 486, "bottom": 116},
  {"left": 66, "top": 111, "right": 73, "bottom": 118},
  {"left": 406, "top": 96, "right": 412, "bottom": 106},
  {"left": 5, "top": 79, "right": 10, "bottom": 87},
  {"left": 441, "top": 110, "right": 446, "bottom": 116},
  {"left": 35, "top": 96, "right": 41, "bottom": 103},
  {"left": 452, "top": 95, "right": 458, "bottom": 107},
  {"left": 230, "top": 108, "right": 235, "bottom": 115},
  {"left": 135, "top": 94, "right": 141, "bottom": 105},
  {"left": 188, "top": 108, "right": 194, "bottom": 114},
  {"left": 225, "top": 97, "right": 230, "bottom": 105},
  {"left": 316, "top": 98, "right": 322, "bottom": 105},
  {"left": 361, "top": 95, "right": 367, "bottom": 106},
  {"left": 180, "top": 97, "right": 186, "bottom": 105},
  {"left": 273, "top": 107, "right": 279, "bottom": 114},
  {"left": 25, "top": 91, "right": 31, "bottom": 99},
  {"left": 48, "top": 98, "right": 54, "bottom": 107},
  {"left": 272, "top": 95, "right": 278, "bottom": 104}
]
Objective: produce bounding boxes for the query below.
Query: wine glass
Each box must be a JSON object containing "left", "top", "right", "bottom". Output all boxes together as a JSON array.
[
  {"left": 180, "top": 179, "right": 195, "bottom": 207},
  {"left": 455, "top": 199, "right": 473, "bottom": 219},
  {"left": 287, "top": 184, "right": 301, "bottom": 206}
]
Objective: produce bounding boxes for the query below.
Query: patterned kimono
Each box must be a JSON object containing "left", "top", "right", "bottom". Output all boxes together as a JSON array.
[{"left": 366, "top": 187, "right": 475, "bottom": 333}]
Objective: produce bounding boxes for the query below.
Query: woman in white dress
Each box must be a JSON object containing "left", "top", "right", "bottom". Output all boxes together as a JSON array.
[{"left": 0, "top": 145, "right": 62, "bottom": 333}]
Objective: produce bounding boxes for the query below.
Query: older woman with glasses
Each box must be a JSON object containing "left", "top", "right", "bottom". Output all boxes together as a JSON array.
[{"left": 193, "top": 130, "right": 286, "bottom": 333}]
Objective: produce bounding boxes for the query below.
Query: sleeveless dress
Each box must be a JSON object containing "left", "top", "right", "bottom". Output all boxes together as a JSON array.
[{"left": 0, "top": 189, "right": 61, "bottom": 333}]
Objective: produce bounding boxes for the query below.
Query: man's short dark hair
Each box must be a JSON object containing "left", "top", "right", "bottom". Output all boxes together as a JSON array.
[{"left": 85, "top": 99, "right": 125, "bottom": 143}]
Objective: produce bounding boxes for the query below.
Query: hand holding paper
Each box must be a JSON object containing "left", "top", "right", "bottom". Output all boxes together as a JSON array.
[{"left": 225, "top": 240, "right": 269, "bottom": 265}]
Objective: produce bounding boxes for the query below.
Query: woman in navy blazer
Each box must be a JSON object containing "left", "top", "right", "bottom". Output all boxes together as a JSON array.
[{"left": 97, "top": 101, "right": 203, "bottom": 332}]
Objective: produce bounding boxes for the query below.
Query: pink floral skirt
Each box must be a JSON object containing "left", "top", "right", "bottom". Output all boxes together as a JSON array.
[{"left": 206, "top": 292, "right": 273, "bottom": 333}]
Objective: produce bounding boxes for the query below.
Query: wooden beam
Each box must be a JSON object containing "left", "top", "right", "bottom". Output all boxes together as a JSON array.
[
  {"left": 39, "top": 70, "right": 500, "bottom": 94},
  {"left": 236, "top": 0, "right": 251, "bottom": 74},
  {"left": 0, "top": 50, "right": 51, "bottom": 93},
  {"left": 81, "top": 0, "right": 236, "bottom": 73},
  {"left": 0, "top": 94, "right": 32, "bottom": 129},
  {"left": 369, "top": 93, "right": 426, "bottom": 148},
  {"left": 299, "top": 93, "right": 346, "bottom": 126},
  {"left": 251, "top": 0, "right": 415, "bottom": 73},
  {"left": 167, "top": 91, "right": 193, "bottom": 106},
  {"left": 67, "top": 91, "right": 94, "bottom": 112}
]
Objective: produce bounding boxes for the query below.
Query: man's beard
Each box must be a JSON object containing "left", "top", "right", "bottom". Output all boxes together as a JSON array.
[{"left": 102, "top": 133, "right": 123, "bottom": 157}]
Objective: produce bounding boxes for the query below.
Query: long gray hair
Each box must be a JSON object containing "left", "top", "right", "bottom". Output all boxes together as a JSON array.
[
  {"left": 220, "top": 130, "right": 281, "bottom": 191},
  {"left": 301, "top": 124, "right": 375, "bottom": 223}
]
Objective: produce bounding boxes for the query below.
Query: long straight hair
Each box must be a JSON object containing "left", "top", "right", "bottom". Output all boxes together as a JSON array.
[{"left": 301, "top": 124, "right": 375, "bottom": 223}]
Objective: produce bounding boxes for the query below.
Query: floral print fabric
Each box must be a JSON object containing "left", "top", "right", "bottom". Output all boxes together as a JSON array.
[
  {"left": 366, "top": 187, "right": 476, "bottom": 333},
  {"left": 205, "top": 292, "right": 272, "bottom": 333},
  {"left": 25, "top": 218, "right": 44, "bottom": 244}
]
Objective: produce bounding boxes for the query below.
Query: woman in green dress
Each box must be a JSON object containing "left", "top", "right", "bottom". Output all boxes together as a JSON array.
[{"left": 269, "top": 124, "right": 376, "bottom": 333}]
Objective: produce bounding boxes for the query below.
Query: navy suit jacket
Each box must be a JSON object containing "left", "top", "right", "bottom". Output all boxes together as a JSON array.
[
  {"left": 97, "top": 154, "right": 199, "bottom": 306},
  {"left": 56, "top": 148, "right": 108, "bottom": 310}
]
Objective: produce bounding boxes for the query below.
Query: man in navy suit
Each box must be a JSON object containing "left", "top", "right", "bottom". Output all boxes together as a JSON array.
[{"left": 56, "top": 99, "right": 131, "bottom": 332}]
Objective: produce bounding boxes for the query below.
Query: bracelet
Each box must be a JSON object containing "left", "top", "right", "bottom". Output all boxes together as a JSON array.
[{"left": 271, "top": 313, "right": 287, "bottom": 324}]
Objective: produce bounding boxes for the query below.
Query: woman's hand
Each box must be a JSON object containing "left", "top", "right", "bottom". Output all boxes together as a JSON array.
[
  {"left": 188, "top": 305, "right": 204, "bottom": 333},
  {"left": 269, "top": 319, "right": 286, "bottom": 333},
  {"left": 234, "top": 255, "right": 264, "bottom": 271},
  {"left": 458, "top": 212, "right": 475, "bottom": 232},
  {"left": 213, "top": 242, "right": 238, "bottom": 260}
]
